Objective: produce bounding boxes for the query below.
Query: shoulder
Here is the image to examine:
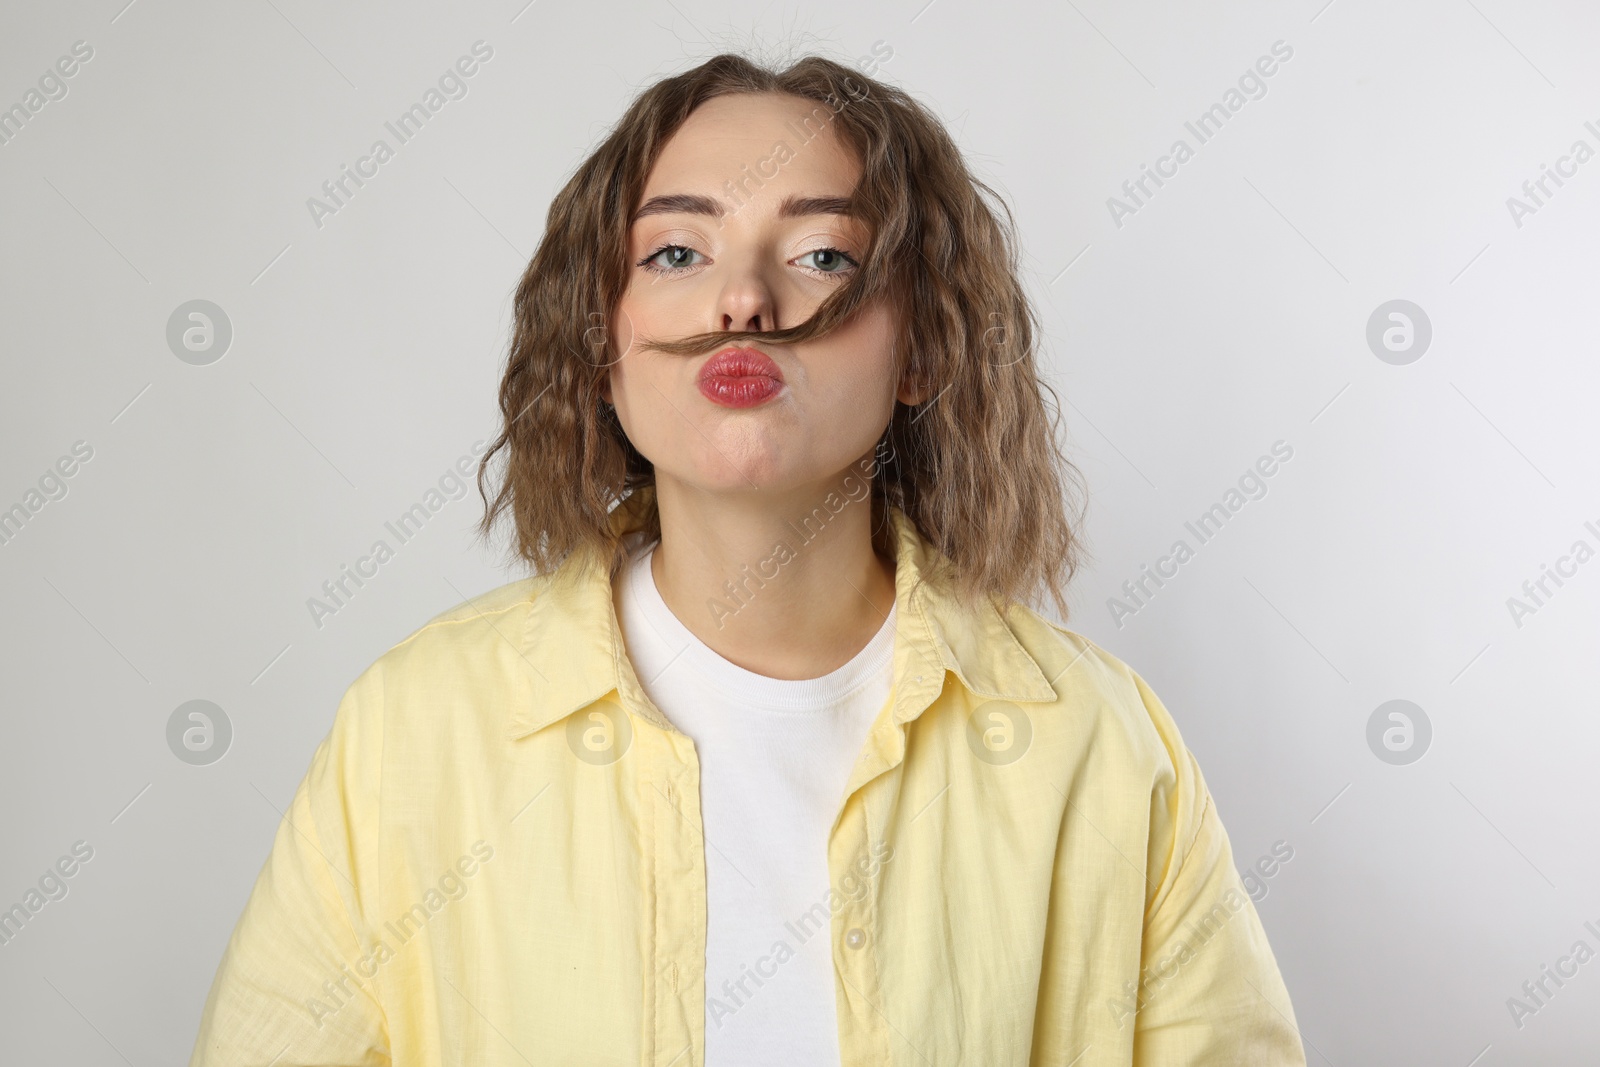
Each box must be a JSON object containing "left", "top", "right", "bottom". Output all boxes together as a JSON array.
[
  {"left": 1003, "top": 604, "right": 1195, "bottom": 779},
  {"left": 1006, "top": 607, "right": 1222, "bottom": 904},
  {"left": 397, "top": 574, "right": 545, "bottom": 647},
  {"left": 316, "top": 575, "right": 565, "bottom": 775},
  {"left": 352, "top": 574, "right": 553, "bottom": 699}
]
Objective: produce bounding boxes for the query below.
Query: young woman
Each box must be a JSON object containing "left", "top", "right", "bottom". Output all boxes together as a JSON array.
[{"left": 191, "top": 53, "right": 1305, "bottom": 1066}]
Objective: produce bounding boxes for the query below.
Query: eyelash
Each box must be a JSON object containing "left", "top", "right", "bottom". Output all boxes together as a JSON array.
[{"left": 635, "top": 243, "right": 859, "bottom": 278}]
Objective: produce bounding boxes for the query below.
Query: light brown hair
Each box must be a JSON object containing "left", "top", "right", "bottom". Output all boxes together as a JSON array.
[{"left": 476, "top": 51, "right": 1089, "bottom": 620}]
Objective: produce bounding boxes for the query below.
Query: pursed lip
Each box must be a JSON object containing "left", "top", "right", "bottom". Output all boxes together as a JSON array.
[{"left": 697, "top": 346, "right": 784, "bottom": 383}]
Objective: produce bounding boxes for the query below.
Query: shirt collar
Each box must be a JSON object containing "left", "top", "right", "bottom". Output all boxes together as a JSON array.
[{"left": 507, "top": 485, "right": 1058, "bottom": 741}]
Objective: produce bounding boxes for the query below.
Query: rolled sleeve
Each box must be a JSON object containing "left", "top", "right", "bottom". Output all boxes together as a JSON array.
[{"left": 189, "top": 664, "right": 390, "bottom": 1067}]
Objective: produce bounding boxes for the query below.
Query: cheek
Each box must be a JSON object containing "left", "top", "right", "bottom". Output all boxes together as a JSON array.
[
  {"left": 608, "top": 306, "right": 636, "bottom": 370},
  {"left": 609, "top": 280, "right": 690, "bottom": 368},
  {"left": 602, "top": 314, "right": 672, "bottom": 438},
  {"left": 617, "top": 275, "right": 679, "bottom": 325},
  {"left": 821, "top": 307, "right": 899, "bottom": 396}
]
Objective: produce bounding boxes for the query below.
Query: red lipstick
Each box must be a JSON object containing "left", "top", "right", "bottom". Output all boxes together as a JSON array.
[{"left": 697, "top": 347, "right": 784, "bottom": 408}]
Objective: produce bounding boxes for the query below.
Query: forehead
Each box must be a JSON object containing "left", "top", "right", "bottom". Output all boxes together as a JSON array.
[{"left": 639, "top": 92, "right": 862, "bottom": 202}]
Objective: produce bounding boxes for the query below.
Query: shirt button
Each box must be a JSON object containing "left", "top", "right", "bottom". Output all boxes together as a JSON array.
[{"left": 845, "top": 927, "right": 867, "bottom": 949}]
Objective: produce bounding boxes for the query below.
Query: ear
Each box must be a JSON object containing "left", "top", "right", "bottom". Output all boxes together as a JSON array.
[{"left": 896, "top": 374, "right": 931, "bottom": 407}]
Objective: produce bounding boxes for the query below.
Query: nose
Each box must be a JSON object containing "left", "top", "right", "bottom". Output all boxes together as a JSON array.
[{"left": 717, "top": 266, "right": 776, "bottom": 334}]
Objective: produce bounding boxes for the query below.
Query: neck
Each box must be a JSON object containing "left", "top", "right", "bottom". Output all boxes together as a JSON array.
[{"left": 638, "top": 469, "right": 897, "bottom": 681}]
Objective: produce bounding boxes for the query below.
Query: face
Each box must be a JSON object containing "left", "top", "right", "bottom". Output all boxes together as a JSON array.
[{"left": 603, "top": 91, "right": 916, "bottom": 499}]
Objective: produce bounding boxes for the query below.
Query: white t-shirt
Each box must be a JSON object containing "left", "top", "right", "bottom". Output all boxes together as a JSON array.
[{"left": 614, "top": 535, "right": 896, "bottom": 1066}]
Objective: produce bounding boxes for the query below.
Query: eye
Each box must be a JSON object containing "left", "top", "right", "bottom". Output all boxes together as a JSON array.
[
  {"left": 637, "top": 244, "right": 704, "bottom": 273},
  {"left": 794, "top": 247, "right": 858, "bottom": 276}
]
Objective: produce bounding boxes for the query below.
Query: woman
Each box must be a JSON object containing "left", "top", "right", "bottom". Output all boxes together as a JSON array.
[{"left": 191, "top": 52, "right": 1305, "bottom": 1066}]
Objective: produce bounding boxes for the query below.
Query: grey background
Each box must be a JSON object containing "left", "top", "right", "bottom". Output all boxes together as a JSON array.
[{"left": 3, "top": 0, "right": 1598, "bottom": 1062}]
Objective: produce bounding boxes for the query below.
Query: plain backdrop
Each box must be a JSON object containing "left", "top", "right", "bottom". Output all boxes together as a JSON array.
[{"left": 2, "top": 0, "right": 1598, "bottom": 1063}]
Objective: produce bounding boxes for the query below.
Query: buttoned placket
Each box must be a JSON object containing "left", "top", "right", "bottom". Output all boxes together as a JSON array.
[
  {"left": 824, "top": 663, "right": 946, "bottom": 1067},
  {"left": 629, "top": 702, "right": 706, "bottom": 1067},
  {"left": 827, "top": 798, "right": 881, "bottom": 1066},
  {"left": 619, "top": 651, "right": 946, "bottom": 1067}
]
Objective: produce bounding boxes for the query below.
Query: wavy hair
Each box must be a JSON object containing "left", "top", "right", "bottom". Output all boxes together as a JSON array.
[{"left": 475, "top": 50, "right": 1089, "bottom": 620}]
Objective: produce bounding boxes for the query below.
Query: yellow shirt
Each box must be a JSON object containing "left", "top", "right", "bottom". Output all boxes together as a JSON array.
[{"left": 190, "top": 489, "right": 1306, "bottom": 1066}]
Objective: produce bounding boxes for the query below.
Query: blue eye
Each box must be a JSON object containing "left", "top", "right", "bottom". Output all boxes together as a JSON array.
[
  {"left": 795, "top": 247, "right": 858, "bottom": 275},
  {"left": 637, "top": 245, "right": 704, "bottom": 272}
]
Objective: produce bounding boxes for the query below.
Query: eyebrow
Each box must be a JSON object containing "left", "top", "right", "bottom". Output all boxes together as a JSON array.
[{"left": 631, "top": 193, "right": 854, "bottom": 223}]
